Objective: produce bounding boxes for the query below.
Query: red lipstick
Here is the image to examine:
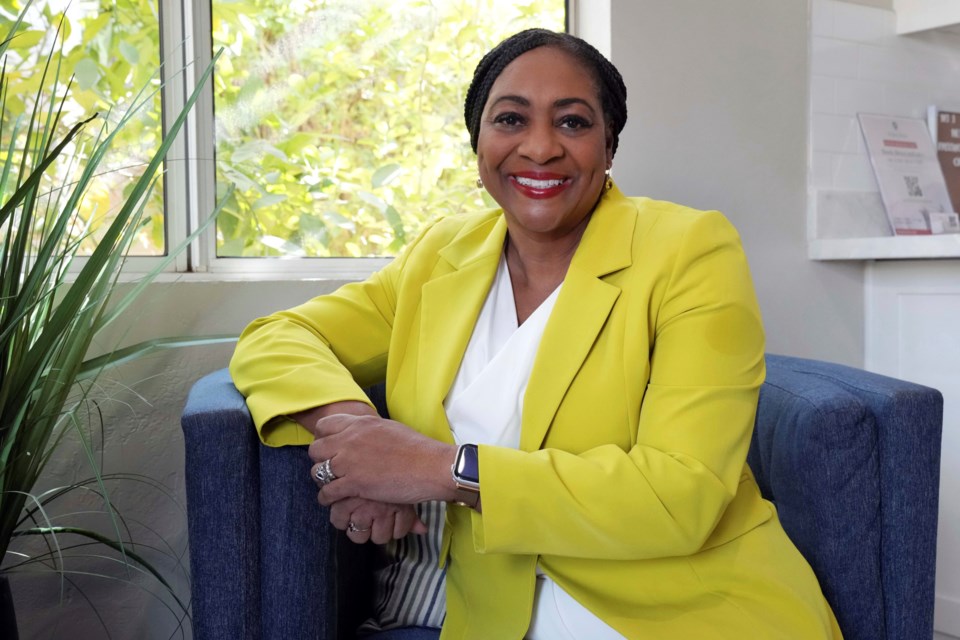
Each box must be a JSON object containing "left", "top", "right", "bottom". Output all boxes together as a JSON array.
[{"left": 509, "top": 172, "right": 570, "bottom": 199}]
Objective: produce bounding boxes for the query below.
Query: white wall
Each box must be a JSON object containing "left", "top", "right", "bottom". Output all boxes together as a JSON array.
[
  {"left": 611, "top": 0, "right": 866, "bottom": 366},
  {"left": 809, "top": 0, "right": 960, "bottom": 242},
  {"left": 11, "top": 0, "right": 933, "bottom": 636}
]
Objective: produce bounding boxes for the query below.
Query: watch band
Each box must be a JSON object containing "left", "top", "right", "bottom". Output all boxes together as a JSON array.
[{"left": 452, "top": 484, "right": 480, "bottom": 509}]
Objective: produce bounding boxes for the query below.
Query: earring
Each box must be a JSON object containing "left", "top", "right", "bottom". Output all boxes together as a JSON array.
[
  {"left": 476, "top": 176, "right": 484, "bottom": 189},
  {"left": 604, "top": 170, "right": 613, "bottom": 191}
]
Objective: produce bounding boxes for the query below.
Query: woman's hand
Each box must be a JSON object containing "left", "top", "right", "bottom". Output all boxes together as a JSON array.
[
  {"left": 308, "top": 413, "right": 458, "bottom": 506},
  {"left": 327, "top": 497, "right": 427, "bottom": 544},
  {"left": 297, "top": 401, "right": 430, "bottom": 544}
]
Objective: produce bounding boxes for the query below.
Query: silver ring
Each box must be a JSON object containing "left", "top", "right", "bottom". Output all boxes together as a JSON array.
[
  {"left": 348, "top": 522, "right": 371, "bottom": 533},
  {"left": 313, "top": 459, "right": 337, "bottom": 486}
]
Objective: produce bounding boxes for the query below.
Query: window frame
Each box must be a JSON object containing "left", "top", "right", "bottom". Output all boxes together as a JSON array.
[{"left": 151, "top": 0, "right": 598, "bottom": 279}]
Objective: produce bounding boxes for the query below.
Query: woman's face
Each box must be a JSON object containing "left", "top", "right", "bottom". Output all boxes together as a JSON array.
[{"left": 476, "top": 46, "right": 613, "bottom": 244}]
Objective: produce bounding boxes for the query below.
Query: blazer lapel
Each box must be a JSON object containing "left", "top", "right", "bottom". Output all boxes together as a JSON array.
[
  {"left": 418, "top": 214, "right": 508, "bottom": 442},
  {"left": 520, "top": 187, "right": 638, "bottom": 451}
]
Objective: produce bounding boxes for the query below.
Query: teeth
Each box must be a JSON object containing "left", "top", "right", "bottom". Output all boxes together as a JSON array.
[{"left": 515, "top": 176, "right": 564, "bottom": 189}]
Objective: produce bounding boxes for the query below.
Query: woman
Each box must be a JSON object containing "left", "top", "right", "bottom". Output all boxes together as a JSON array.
[{"left": 230, "top": 28, "right": 843, "bottom": 640}]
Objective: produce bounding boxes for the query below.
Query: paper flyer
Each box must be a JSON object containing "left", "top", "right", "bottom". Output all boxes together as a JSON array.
[{"left": 857, "top": 113, "right": 956, "bottom": 235}]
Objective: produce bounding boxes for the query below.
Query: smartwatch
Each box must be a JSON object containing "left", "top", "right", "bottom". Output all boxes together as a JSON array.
[{"left": 451, "top": 444, "right": 480, "bottom": 508}]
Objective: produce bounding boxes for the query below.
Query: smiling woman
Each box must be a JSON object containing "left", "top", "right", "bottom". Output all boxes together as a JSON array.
[
  {"left": 475, "top": 47, "right": 612, "bottom": 291},
  {"left": 230, "top": 27, "right": 844, "bottom": 640}
]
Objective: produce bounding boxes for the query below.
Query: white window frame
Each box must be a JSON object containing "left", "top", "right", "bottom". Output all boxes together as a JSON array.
[{"left": 153, "top": 0, "right": 604, "bottom": 280}]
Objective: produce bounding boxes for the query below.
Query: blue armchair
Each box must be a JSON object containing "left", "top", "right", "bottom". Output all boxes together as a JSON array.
[{"left": 181, "top": 354, "right": 943, "bottom": 639}]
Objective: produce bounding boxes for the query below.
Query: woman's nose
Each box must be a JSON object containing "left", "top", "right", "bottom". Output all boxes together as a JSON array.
[{"left": 517, "top": 122, "right": 562, "bottom": 164}]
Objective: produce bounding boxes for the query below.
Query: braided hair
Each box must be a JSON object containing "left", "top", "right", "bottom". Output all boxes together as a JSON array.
[{"left": 464, "top": 28, "right": 628, "bottom": 157}]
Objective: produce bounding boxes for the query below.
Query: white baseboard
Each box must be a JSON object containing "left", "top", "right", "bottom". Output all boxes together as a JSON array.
[{"left": 936, "top": 594, "right": 960, "bottom": 637}]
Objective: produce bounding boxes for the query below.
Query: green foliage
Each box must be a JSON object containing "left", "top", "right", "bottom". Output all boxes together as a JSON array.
[
  {"left": 0, "top": 1, "right": 230, "bottom": 630},
  {"left": 0, "top": 0, "right": 165, "bottom": 256},
  {"left": 212, "top": 0, "right": 564, "bottom": 257}
]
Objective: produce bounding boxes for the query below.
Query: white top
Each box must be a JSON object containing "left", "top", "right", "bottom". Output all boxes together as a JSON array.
[
  {"left": 444, "top": 252, "right": 626, "bottom": 640},
  {"left": 445, "top": 253, "right": 557, "bottom": 449}
]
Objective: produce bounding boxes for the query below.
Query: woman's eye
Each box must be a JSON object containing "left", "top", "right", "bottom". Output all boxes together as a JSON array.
[
  {"left": 559, "top": 115, "right": 591, "bottom": 130},
  {"left": 493, "top": 113, "right": 524, "bottom": 127}
]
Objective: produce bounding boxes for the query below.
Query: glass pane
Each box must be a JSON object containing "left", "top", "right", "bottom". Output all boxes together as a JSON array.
[
  {"left": 212, "top": 0, "right": 565, "bottom": 258},
  {"left": 0, "top": 0, "right": 164, "bottom": 256}
]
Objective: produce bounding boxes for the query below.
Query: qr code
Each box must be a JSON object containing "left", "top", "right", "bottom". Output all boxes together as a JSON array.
[{"left": 904, "top": 175, "right": 923, "bottom": 197}]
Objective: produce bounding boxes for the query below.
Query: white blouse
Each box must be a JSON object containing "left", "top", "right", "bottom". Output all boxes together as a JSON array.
[{"left": 444, "top": 252, "right": 626, "bottom": 640}]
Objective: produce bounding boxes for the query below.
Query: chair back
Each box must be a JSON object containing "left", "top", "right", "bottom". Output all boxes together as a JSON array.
[{"left": 748, "top": 354, "right": 942, "bottom": 640}]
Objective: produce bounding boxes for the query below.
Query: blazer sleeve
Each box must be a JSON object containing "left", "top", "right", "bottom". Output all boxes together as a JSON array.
[
  {"left": 472, "top": 210, "right": 767, "bottom": 560},
  {"left": 228, "top": 220, "right": 437, "bottom": 447}
]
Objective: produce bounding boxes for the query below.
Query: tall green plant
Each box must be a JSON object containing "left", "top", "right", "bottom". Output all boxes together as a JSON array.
[{"left": 0, "top": 0, "right": 230, "bottom": 626}]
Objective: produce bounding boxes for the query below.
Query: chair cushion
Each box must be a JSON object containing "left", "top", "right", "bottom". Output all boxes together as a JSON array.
[{"left": 748, "top": 363, "right": 884, "bottom": 638}]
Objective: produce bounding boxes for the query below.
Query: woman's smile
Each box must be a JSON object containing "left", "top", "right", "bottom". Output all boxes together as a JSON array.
[{"left": 510, "top": 172, "right": 571, "bottom": 199}]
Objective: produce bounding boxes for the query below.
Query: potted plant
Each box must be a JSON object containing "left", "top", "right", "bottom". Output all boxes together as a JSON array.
[{"left": 0, "top": 2, "right": 228, "bottom": 635}]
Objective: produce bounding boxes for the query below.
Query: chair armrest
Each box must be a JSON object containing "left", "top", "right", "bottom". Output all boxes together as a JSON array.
[
  {"left": 750, "top": 354, "right": 943, "bottom": 640},
  {"left": 774, "top": 355, "right": 942, "bottom": 640},
  {"left": 181, "top": 369, "right": 262, "bottom": 639},
  {"left": 258, "top": 444, "right": 338, "bottom": 640},
  {"left": 182, "top": 369, "right": 380, "bottom": 640}
]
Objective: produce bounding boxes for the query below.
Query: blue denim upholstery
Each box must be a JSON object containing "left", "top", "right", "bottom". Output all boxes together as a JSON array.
[
  {"left": 747, "top": 354, "right": 942, "bottom": 640},
  {"left": 182, "top": 355, "right": 942, "bottom": 640},
  {"left": 183, "top": 369, "right": 383, "bottom": 640},
  {"left": 181, "top": 369, "right": 261, "bottom": 639}
]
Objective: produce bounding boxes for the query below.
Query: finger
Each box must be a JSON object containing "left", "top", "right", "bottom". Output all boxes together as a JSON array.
[
  {"left": 317, "top": 485, "right": 335, "bottom": 507},
  {"left": 312, "top": 413, "right": 360, "bottom": 438},
  {"left": 307, "top": 439, "right": 328, "bottom": 464},
  {"left": 345, "top": 520, "right": 373, "bottom": 544},
  {"left": 316, "top": 475, "right": 356, "bottom": 506},
  {"left": 309, "top": 458, "right": 340, "bottom": 490},
  {"left": 409, "top": 516, "right": 428, "bottom": 536},
  {"left": 370, "top": 510, "right": 396, "bottom": 545},
  {"left": 345, "top": 530, "right": 371, "bottom": 544},
  {"left": 393, "top": 506, "right": 416, "bottom": 539},
  {"left": 329, "top": 498, "right": 363, "bottom": 530}
]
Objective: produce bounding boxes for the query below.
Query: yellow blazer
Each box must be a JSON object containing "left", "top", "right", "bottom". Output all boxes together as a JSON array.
[{"left": 230, "top": 186, "right": 842, "bottom": 639}]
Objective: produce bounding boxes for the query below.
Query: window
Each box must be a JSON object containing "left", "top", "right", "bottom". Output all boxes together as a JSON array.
[
  {"left": 210, "top": 0, "right": 566, "bottom": 260},
  {"left": 3, "top": 0, "right": 568, "bottom": 272},
  {"left": 2, "top": 0, "right": 164, "bottom": 257}
]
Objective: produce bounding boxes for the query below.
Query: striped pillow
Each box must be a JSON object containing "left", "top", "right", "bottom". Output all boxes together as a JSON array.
[{"left": 357, "top": 500, "right": 447, "bottom": 634}]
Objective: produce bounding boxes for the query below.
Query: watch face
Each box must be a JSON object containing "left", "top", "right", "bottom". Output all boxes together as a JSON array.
[{"left": 456, "top": 444, "right": 480, "bottom": 484}]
